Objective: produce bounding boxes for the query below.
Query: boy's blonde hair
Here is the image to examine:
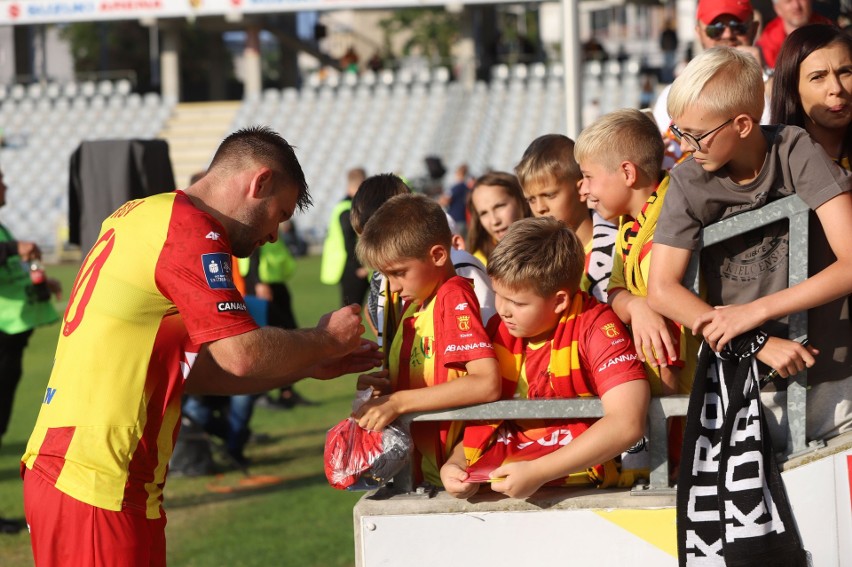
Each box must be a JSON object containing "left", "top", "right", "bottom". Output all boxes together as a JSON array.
[
  {"left": 487, "top": 217, "right": 584, "bottom": 297},
  {"left": 356, "top": 193, "right": 452, "bottom": 269},
  {"left": 514, "top": 134, "right": 582, "bottom": 189},
  {"left": 667, "top": 46, "right": 764, "bottom": 122},
  {"left": 574, "top": 108, "right": 664, "bottom": 181}
]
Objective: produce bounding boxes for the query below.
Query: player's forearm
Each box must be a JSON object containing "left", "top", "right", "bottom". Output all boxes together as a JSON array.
[
  {"left": 206, "top": 326, "right": 338, "bottom": 382},
  {"left": 184, "top": 344, "right": 305, "bottom": 395}
]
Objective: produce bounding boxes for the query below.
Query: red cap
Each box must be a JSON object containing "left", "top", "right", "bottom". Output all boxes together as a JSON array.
[{"left": 696, "top": 0, "right": 753, "bottom": 25}]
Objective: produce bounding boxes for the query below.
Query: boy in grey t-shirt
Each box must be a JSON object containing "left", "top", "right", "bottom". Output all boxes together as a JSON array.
[{"left": 646, "top": 47, "right": 852, "bottom": 448}]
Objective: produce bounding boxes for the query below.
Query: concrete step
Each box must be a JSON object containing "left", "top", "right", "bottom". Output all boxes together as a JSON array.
[{"left": 159, "top": 101, "right": 241, "bottom": 183}]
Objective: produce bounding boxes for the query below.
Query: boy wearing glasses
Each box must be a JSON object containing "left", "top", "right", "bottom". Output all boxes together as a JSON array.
[{"left": 647, "top": 47, "right": 852, "bottom": 450}]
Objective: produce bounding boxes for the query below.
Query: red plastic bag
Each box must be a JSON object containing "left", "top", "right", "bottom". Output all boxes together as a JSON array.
[{"left": 324, "top": 389, "right": 413, "bottom": 491}]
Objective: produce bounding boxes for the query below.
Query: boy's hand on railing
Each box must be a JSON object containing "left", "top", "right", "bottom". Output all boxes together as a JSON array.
[
  {"left": 692, "top": 303, "right": 768, "bottom": 352},
  {"left": 755, "top": 337, "right": 818, "bottom": 379},
  {"left": 440, "top": 463, "right": 479, "bottom": 499},
  {"left": 352, "top": 395, "right": 401, "bottom": 431},
  {"left": 356, "top": 369, "right": 391, "bottom": 395},
  {"left": 627, "top": 298, "right": 677, "bottom": 367},
  {"left": 488, "top": 461, "right": 546, "bottom": 499}
]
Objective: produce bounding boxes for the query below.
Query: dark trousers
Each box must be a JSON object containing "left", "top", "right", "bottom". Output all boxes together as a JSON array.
[
  {"left": 340, "top": 270, "right": 369, "bottom": 307},
  {"left": 0, "top": 330, "right": 33, "bottom": 442}
]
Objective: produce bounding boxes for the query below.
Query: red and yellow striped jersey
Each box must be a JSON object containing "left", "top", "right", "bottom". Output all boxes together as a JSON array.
[
  {"left": 22, "top": 191, "right": 258, "bottom": 518},
  {"left": 388, "top": 276, "right": 495, "bottom": 485}
]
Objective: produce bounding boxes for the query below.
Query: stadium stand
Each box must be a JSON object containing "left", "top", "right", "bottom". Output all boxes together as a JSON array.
[{"left": 0, "top": 59, "right": 644, "bottom": 250}]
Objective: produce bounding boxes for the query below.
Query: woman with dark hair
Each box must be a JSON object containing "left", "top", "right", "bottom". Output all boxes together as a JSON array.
[
  {"left": 770, "top": 23, "right": 852, "bottom": 169},
  {"left": 466, "top": 171, "right": 531, "bottom": 265}
]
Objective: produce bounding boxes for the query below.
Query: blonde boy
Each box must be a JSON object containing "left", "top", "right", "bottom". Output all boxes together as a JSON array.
[
  {"left": 515, "top": 134, "right": 617, "bottom": 302},
  {"left": 353, "top": 193, "right": 500, "bottom": 486},
  {"left": 574, "top": 108, "right": 696, "bottom": 396},
  {"left": 648, "top": 47, "right": 852, "bottom": 447},
  {"left": 440, "top": 217, "right": 649, "bottom": 499}
]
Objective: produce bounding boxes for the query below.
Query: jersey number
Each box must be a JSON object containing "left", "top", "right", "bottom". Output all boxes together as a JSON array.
[{"left": 63, "top": 229, "right": 116, "bottom": 336}]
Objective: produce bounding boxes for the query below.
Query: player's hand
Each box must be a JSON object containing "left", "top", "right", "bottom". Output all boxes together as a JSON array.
[
  {"left": 440, "top": 463, "right": 479, "bottom": 499},
  {"left": 692, "top": 303, "right": 768, "bottom": 352},
  {"left": 356, "top": 369, "right": 391, "bottom": 395},
  {"left": 17, "top": 241, "right": 40, "bottom": 261},
  {"left": 488, "top": 461, "right": 546, "bottom": 499},
  {"left": 756, "top": 337, "right": 818, "bottom": 379},
  {"left": 627, "top": 298, "right": 677, "bottom": 367},
  {"left": 47, "top": 278, "right": 62, "bottom": 300},
  {"left": 306, "top": 339, "right": 381, "bottom": 380},
  {"left": 317, "top": 304, "right": 366, "bottom": 354},
  {"left": 352, "top": 395, "right": 401, "bottom": 431}
]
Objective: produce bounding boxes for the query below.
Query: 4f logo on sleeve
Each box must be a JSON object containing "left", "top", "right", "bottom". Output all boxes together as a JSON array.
[
  {"left": 202, "top": 253, "right": 235, "bottom": 289},
  {"left": 205, "top": 231, "right": 220, "bottom": 240}
]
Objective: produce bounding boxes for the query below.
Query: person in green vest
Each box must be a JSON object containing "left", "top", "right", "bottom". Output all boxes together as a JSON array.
[
  {"left": 321, "top": 167, "right": 369, "bottom": 306},
  {"left": 241, "top": 226, "right": 314, "bottom": 409},
  {"left": 0, "top": 166, "right": 60, "bottom": 533}
]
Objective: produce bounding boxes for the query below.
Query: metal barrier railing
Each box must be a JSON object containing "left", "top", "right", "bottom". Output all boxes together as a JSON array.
[
  {"left": 396, "top": 396, "right": 689, "bottom": 494},
  {"left": 684, "top": 194, "right": 811, "bottom": 456},
  {"left": 389, "top": 195, "right": 814, "bottom": 495}
]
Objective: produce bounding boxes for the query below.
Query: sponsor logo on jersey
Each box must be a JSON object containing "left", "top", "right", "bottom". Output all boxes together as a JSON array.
[
  {"left": 598, "top": 353, "right": 638, "bottom": 372},
  {"left": 43, "top": 387, "right": 58, "bottom": 405},
  {"left": 601, "top": 322, "right": 620, "bottom": 338},
  {"left": 444, "top": 341, "right": 492, "bottom": 354},
  {"left": 205, "top": 231, "right": 221, "bottom": 240},
  {"left": 202, "top": 253, "right": 235, "bottom": 289},
  {"left": 455, "top": 302, "right": 468, "bottom": 311},
  {"left": 457, "top": 315, "right": 471, "bottom": 331},
  {"left": 217, "top": 301, "right": 248, "bottom": 313}
]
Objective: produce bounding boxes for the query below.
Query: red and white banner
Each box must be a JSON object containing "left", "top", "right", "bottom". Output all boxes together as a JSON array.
[{"left": 0, "top": 0, "right": 505, "bottom": 25}]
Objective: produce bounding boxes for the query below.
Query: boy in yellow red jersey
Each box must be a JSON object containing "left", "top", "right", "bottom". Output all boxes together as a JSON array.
[
  {"left": 352, "top": 193, "right": 500, "bottom": 486},
  {"left": 574, "top": 108, "right": 698, "bottom": 398},
  {"left": 440, "top": 217, "right": 649, "bottom": 499}
]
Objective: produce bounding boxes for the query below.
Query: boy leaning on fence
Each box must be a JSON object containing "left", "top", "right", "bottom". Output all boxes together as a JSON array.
[
  {"left": 574, "top": 108, "right": 697, "bottom": 398},
  {"left": 351, "top": 193, "right": 500, "bottom": 487},
  {"left": 440, "top": 217, "right": 650, "bottom": 500},
  {"left": 646, "top": 46, "right": 852, "bottom": 449}
]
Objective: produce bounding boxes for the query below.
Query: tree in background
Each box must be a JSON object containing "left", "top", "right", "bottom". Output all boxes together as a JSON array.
[{"left": 379, "top": 8, "right": 460, "bottom": 67}]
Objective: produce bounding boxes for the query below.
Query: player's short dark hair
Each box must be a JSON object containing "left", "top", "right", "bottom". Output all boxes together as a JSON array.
[{"left": 209, "top": 126, "right": 312, "bottom": 212}]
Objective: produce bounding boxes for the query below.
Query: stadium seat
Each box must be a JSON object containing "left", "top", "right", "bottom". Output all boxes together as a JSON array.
[{"left": 97, "top": 80, "right": 114, "bottom": 97}]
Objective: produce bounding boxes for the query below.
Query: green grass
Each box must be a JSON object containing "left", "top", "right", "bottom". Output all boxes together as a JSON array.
[{"left": 0, "top": 255, "right": 367, "bottom": 566}]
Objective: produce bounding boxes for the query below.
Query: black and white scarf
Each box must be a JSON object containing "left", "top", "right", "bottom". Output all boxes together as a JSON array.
[{"left": 677, "top": 336, "right": 809, "bottom": 566}]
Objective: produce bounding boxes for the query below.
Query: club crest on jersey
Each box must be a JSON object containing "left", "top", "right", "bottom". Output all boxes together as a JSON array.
[
  {"left": 457, "top": 315, "right": 471, "bottom": 331},
  {"left": 422, "top": 336, "right": 434, "bottom": 359},
  {"left": 202, "top": 253, "right": 235, "bottom": 289},
  {"left": 601, "top": 322, "right": 620, "bottom": 338}
]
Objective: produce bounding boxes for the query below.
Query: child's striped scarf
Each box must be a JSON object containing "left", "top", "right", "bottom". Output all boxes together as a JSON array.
[
  {"left": 619, "top": 175, "right": 668, "bottom": 297},
  {"left": 462, "top": 292, "right": 620, "bottom": 487}
]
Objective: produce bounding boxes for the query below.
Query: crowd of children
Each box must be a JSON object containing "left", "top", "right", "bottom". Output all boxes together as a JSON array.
[{"left": 346, "top": 41, "right": 852, "bottom": 500}]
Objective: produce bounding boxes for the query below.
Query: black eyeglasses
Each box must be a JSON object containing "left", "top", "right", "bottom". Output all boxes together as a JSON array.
[
  {"left": 670, "top": 118, "right": 733, "bottom": 152},
  {"left": 704, "top": 20, "right": 751, "bottom": 39}
]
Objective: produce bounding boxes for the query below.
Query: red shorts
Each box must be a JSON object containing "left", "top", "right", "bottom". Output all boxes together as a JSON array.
[{"left": 23, "top": 469, "right": 166, "bottom": 567}]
